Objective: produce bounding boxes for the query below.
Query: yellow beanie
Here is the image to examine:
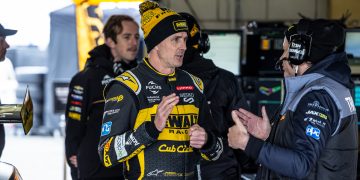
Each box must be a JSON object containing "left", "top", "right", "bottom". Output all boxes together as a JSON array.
[{"left": 139, "top": 1, "right": 188, "bottom": 52}]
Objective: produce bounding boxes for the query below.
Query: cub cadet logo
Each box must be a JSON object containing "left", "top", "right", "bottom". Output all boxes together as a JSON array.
[
  {"left": 146, "top": 81, "right": 162, "bottom": 94},
  {"left": 158, "top": 144, "right": 193, "bottom": 153},
  {"left": 106, "top": 95, "right": 124, "bottom": 103},
  {"left": 305, "top": 110, "right": 328, "bottom": 120},
  {"left": 173, "top": 20, "right": 188, "bottom": 31}
]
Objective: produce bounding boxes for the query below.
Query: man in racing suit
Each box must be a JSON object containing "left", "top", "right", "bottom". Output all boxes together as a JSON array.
[
  {"left": 228, "top": 19, "right": 358, "bottom": 179},
  {"left": 65, "top": 15, "right": 139, "bottom": 179},
  {"left": 98, "top": 1, "right": 223, "bottom": 179}
]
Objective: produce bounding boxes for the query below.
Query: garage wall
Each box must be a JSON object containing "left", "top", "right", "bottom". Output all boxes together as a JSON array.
[
  {"left": 160, "top": 0, "right": 328, "bottom": 29},
  {"left": 329, "top": 0, "right": 360, "bottom": 27}
]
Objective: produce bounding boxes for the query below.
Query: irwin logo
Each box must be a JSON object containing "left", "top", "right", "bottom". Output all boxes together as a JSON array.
[{"left": 151, "top": 114, "right": 198, "bottom": 128}]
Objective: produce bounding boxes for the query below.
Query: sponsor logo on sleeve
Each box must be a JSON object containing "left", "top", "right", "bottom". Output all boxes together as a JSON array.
[
  {"left": 307, "top": 101, "right": 329, "bottom": 112},
  {"left": 69, "top": 106, "right": 82, "bottom": 113},
  {"left": 103, "top": 109, "right": 120, "bottom": 117},
  {"left": 70, "top": 101, "right": 82, "bottom": 106},
  {"left": 74, "top": 85, "right": 84, "bottom": 91},
  {"left": 73, "top": 89, "right": 83, "bottom": 95},
  {"left": 345, "top": 96, "right": 356, "bottom": 112},
  {"left": 306, "top": 125, "right": 321, "bottom": 140},
  {"left": 68, "top": 112, "right": 81, "bottom": 121},
  {"left": 101, "top": 121, "right": 112, "bottom": 136},
  {"left": 71, "top": 94, "right": 83, "bottom": 101},
  {"left": 304, "top": 117, "right": 326, "bottom": 128},
  {"left": 105, "top": 95, "right": 124, "bottom": 103},
  {"left": 114, "top": 135, "right": 128, "bottom": 160},
  {"left": 305, "top": 110, "right": 328, "bottom": 120}
]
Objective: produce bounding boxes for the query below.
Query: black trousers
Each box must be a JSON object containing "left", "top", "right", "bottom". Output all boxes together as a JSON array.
[{"left": 0, "top": 124, "right": 5, "bottom": 158}]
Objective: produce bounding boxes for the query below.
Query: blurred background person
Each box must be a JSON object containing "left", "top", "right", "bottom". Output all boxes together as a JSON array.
[
  {"left": 65, "top": 15, "right": 140, "bottom": 180},
  {"left": 0, "top": 23, "right": 17, "bottom": 159},
  {"left": 179, "top": 12, "right": 253, "bottom": 180}
]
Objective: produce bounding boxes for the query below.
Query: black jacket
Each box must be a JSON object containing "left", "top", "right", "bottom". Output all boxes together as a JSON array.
[
  {"left": 98, "top": 58, "right": 223, "bottom": 179},
  {"left": 181, "top": 49, "right": 249, "bottom": 179},
  {"left": 65, "top": 44, "right": 137, "bottom": 179},
  {"left": 246, "top": 52, "right": 358, "bottom": 179}
]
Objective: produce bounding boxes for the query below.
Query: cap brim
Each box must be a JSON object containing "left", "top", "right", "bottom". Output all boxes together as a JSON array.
[{"left": 1, "top": 29, "right": 17, "bottom": 36}]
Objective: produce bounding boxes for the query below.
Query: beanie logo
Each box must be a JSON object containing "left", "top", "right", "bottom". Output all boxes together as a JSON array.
[
  {"left": 173, "top": 20, "right": 188, "bottom": 31},
  {"left": 190, "top": 24, "right": 199, "bottom": 38}
]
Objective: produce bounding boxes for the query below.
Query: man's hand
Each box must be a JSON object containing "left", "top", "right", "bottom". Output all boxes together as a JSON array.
[
  {"left": 154, "top": 93, "right": 179, "bottom": 131},
  {"left": 69, "top": 155, "right": 78, "bottom": 168},
  {"left": 228, "top": 111, "right": 249, "bottom": 150},
  {"left": 236, "top": 106, "right": 271, "bottom": 141},
  {"left": 189, "top": 124, "right": 207, "bottom": 149}
]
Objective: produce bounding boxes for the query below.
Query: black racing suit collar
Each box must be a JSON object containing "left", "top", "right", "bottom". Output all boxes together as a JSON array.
[{"left": 141, "top": 57, "right": 176, "bottom": 81}]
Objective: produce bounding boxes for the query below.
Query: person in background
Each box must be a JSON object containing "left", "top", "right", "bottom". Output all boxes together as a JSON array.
[
  {"left": 179, "top": 12, "right": 252, "bottom": 180},
  {"left": 228, "top": 18, "right": 358, "bottom": 179},
  {"left": 97, "top": 1, "right": 223, "bottom": 179},
  {"left": 65, "top": 15, "right": 139, "bottom": 180},
  {"left": 0, "top": 23, "right": 17, "bottom": 159}
]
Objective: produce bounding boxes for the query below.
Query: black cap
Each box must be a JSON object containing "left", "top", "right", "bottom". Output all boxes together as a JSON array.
[
  {"left": 0, "top": 23, "right": 17, "bottom": 37},
  {"left": 285, "top": 19, "right": 345, "bottom": 64}
]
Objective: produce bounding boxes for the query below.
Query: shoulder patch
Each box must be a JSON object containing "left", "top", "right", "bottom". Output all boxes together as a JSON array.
[
  {"left": 115, "top": 71, "right": 141, "bottom": 95},
  {"left": 187, "top": 73, "right": 204, "bottom": 93}
]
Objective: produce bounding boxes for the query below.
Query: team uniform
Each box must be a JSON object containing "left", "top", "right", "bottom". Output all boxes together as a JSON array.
[
  {"left": 98, "top": 58, "right": 223, "bottom": 179},
  {"left": 246, "top": 52, "right": 358, "bottom": 179},
  {"left": 65, "top": 44, "right": 136, "bottom": 179}
]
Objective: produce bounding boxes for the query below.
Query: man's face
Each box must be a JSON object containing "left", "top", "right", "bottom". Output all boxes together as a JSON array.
[
  {"left": 0, "top": 36, "right": 10, "bottom": 62},
  {"left": 110, "top": 20, "right": 140, "bottom": 63},
  {"left": 156, "top": 32, "right": 187, "bottom": 68}
]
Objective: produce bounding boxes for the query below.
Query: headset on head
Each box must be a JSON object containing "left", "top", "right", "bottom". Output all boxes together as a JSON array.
[
  {"left": 179, "top": 12, "right": 210, "bottom": 54},
  {"left": 288, "top": 19, "right": 312, "bottom": 65},
  {"left": 198, "top": 30, "right": 210, "bottom": 54}
]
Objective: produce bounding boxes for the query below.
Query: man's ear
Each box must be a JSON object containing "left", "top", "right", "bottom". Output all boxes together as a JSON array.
[{"left": 105, "top": 37, "right": 115, "bottom": 48}]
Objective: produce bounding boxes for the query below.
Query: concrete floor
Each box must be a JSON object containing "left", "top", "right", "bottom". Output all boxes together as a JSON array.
[{"left": 1, "top": 125, "right": 71, "bottom": 180}]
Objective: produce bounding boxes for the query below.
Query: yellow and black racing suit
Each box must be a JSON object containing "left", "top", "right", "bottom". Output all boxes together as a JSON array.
[{"left": 98, "top": 58, "right": 223, "bottom": 179}]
